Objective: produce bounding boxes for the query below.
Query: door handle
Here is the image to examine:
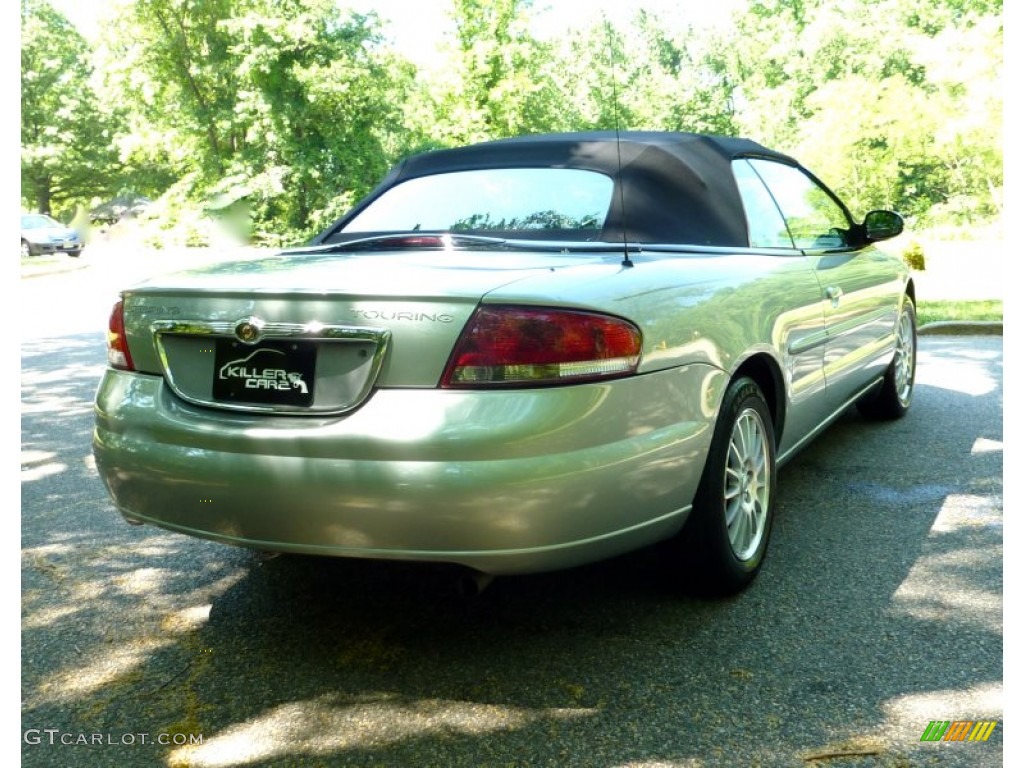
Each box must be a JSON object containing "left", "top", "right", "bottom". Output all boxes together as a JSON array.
[{"left": 826, "top": 286, "right": 844, "bottom": 302}]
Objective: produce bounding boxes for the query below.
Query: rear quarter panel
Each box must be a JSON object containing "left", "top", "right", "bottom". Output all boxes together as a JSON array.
[{"left": 484, "top": 249, "right": 833, "bottom": 456}]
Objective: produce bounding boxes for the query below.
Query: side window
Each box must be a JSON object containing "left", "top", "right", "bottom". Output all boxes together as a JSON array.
[
  {"left": 748, "top": 159, "right": 853, "bottom": 250},
  {"left": 732, "top": 159, "right": 795, "bottom": 249}
]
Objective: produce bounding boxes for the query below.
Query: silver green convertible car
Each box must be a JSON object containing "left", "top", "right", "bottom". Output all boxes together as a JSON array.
[{"left": 93, "top": 132, "right": 915, "bottom": 595}]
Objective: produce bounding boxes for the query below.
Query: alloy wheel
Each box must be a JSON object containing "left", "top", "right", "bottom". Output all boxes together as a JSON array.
[
  {"left": 893, "top": 308, "right": 915, "bottom": 407},
  {"left": 723, "top": 407, "right": 771, "bottom": 561}
]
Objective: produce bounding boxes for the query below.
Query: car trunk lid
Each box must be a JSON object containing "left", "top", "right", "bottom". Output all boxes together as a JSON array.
[{"left": 120, "top": 249, "right": 599, "bottom": 414}]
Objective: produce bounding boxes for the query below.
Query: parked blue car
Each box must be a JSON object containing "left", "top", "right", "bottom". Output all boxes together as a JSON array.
[{"left": 20, "top": 213, "right": 84, "bottom": 258}]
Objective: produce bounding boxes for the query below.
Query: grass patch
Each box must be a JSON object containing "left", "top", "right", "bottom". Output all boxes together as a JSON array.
[
  {"left": 917, "top": 299, "right": 1002, "bottom": 326},
  {"left": 20, "top": 252, "right": 88, "bottom": 278},
  {"left": 21, "top": 254, "right": 68, "bottom": 268}
]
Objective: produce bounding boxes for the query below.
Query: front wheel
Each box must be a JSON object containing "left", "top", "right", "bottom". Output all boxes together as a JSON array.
[
  {"left": 857, "top": 296, "right": 916, "bottom": 420},
  {"left": 666, "top": 377, "right": 777, "bottom": 595}
]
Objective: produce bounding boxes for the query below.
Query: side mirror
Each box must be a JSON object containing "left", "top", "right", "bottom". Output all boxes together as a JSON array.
[{"left": 863, "top": 210, "right": 904, "bottom": 242}]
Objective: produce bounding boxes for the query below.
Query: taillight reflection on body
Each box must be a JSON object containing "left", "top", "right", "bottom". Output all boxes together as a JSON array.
[
  {"left": 107, "top": 298, "right": 135, "bottom": 371},
  {"left": 441, "top": 306, "right": 641, "bottom": 388}
]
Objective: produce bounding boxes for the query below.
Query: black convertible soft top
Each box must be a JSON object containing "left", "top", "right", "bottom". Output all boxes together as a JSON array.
[{"left": 316, "top": 131, "right": 802, "bottom": 247}]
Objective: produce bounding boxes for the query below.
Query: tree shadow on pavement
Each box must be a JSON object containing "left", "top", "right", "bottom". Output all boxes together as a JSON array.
[{"left": 21, "top": 337, "right": 1002, "bottom": 768}]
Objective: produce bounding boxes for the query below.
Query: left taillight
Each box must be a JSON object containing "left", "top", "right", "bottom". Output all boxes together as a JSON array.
[
  {"left": 441, "top": 305, "right": 642, "bottom": 388},
  {"left": 106, "top": 298, "right": 135, "bottom": 371}
]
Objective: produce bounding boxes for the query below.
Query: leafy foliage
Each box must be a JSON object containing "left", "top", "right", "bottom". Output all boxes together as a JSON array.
[
  {"left": 90, "top": 0, "right": 414, "bottom": 241},
  {"left": 451, "top": 210, "right": 602, "bottom": 231},
  {"left": 723, "top": 0, "right": 1001, "bottom": 222},
  {"left": 20, "top": 0, "right": 121, "bottom": 216},
  {"left": 20, "top": 0, "right": 1002, "bottom": 241},
  {"left": 902, "top": 240, "right": 927, "bottom": 271},
  {"left": 424, "top": 0, "right": 568, "bottom": 143}
]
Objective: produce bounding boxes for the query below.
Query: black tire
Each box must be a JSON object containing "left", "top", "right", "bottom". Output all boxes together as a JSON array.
[
  {"left": 666, "top": 376, "right": 777, "bottom": 596},
  {"left": 20, "top": 239, "right": 33, "bottom": 259},
  {"left": 857, "top": 296, "right": 916, "bottom": 420}
]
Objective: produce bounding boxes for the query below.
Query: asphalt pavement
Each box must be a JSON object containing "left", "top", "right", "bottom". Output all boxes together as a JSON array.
[{"left": 19, "top": 258, "right": 1004, "bottom": 768}]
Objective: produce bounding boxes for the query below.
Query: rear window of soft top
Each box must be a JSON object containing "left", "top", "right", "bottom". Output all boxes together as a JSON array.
[{"left": 338, "top": 168, "right": 614, "bottom": 240}]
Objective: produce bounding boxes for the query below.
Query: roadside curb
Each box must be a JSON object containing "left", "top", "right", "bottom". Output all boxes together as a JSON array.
[
  {"left": 20, "top": 260, "right": 90, "bottom": 279},
  {"left": 919, "top": 321, "right": 1003, "bottom": 336}
]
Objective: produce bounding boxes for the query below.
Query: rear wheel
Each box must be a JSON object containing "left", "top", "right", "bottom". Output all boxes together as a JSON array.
[
  {"left": 20, "top": 239, "right": 32, "bottom": 259},
  {"left": 857, "top": 296, "right": 916, "bottom": 420},
  {"left": 666, "top": 376, "right": 776, "bottom": 595}
]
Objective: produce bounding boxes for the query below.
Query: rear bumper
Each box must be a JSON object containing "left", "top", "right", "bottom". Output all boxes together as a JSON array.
[
  {"left": 27, "top": 241, "right": 82, "bottom": 255},
  {"left": 93, "top": 366, "right": 723, "bottom": 574}
]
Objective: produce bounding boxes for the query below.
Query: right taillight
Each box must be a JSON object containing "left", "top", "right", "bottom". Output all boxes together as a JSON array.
[
  {"left": 106, "top": 298, "right": 135, "bottom": 371},
  {"left": 441, "top": 305, "right": 642, "bottom": 388}
]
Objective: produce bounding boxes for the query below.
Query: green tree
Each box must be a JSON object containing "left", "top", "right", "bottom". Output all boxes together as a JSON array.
[
  {"left": 21, "top": 0, "right": 120, "bottom": 216},
  {"left": 220, "top": 1, "right": 410, "bottom": 233},
  {"left": 429, "top": 0, "right": 564, "bottom": 143},
  {"left": 97, "top": 0, "right": 416, "bottom": 240},
  {"left": 97, "top": 0, "right": 243, "bottom": 185},
  {"left": 720, "top": 0, "right": 1001, "bottom": 223},
  {"left": 619, "top": 11, "right": 739, "bottom": 135}
]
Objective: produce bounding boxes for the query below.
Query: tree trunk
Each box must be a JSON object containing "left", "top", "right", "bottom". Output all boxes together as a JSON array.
[{"left": 34, "top": 176, "right": 52, "bottom": 215}]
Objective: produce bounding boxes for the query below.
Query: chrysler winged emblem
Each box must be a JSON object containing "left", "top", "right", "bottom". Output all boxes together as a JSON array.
[{"left": 234, "top": 317, "right": 265, "bottom": 344}]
